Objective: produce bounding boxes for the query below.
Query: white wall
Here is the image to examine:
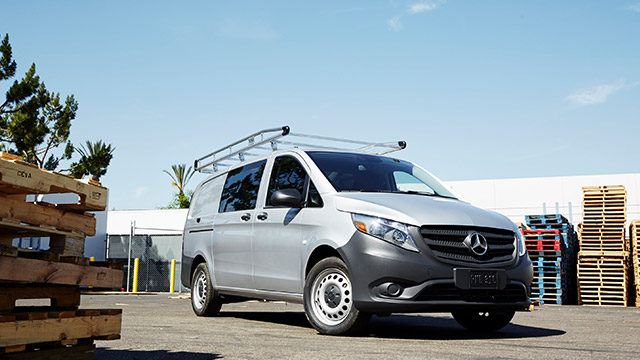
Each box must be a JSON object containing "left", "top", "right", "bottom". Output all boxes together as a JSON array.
[
  {"left": 446, "top": 173, "right": 640, "bottom": 228},
  {"left": 106, "top": 209, "right": 189, "bottom": 235}
]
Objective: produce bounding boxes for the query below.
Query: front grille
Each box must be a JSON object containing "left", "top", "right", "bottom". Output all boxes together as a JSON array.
[
  {"left": 416, "top": 283, "right": 528, "bottom": 303},
  {"left": 420, "top": 225, "right": 515, "bottom": 264}
]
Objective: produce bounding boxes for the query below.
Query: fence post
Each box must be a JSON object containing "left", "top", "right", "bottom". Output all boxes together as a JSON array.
[
  {"left": 170, "top": 259, "right": 176, "bottom": 293},
  {"left": 133, "top": 258, "right": 140, "bottom": 293},
  {"left": 127, "top": 221, "right": 135, "bottom": 292}
]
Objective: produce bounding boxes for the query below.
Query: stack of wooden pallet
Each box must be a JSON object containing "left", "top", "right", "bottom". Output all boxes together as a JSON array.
[
  {"left": 577, "top": 185, "right": 629, "bottom": 306},
  {"left": 0, "top": 152, "right": 123, "bottom": 358},
  {"left": 631, "top": 221, "right": 640, "bottom": 307},
  {"left": 523, "top": 214, "right": 578, "bottom": 304}
]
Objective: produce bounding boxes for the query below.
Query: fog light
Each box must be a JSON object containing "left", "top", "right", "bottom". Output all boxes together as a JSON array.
[
  {"left": 376, "top": 282, "right": 403, "bottom": 297},
  {"left": 387, "top": 283, "right": 401, "bottom": 297}
]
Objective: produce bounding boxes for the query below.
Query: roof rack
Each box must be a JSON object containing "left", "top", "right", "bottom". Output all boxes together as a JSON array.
[{"left": 194, "top": 125, "right": 406, "bottom": 173}]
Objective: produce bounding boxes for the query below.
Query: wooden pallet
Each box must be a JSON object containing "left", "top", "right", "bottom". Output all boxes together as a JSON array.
[
  {"left": 631, "top": 221, "right": 639, "bottom": 307},
  {"left": 578, "top": 185, "right": 629, "bottom": 257},
  {"left": 0, "top": 219, "right": 86, "bottom": 256},
  {"left": 0, "top": 195, "right": 96, "bottom": 236},
  {"left": 577, "top": 256, "right": 628, "bottom": 306},
  {"left": 0, "top": 309, "right": 121, "bottom": 350},
  {"left": 0, "top": 152, "right": 107, "bottom": 212},
  {"left": 582, "top": 185, "right": 626, "bottom": 195},
  {"left": 0, "top": 253, "right": 123, "bottom": 289},
  {"left": 1, "top": 340, "right": 96, "bottom": 359},
  {"left": 0, "top": 285, "right": 81, "bottom": 312}
]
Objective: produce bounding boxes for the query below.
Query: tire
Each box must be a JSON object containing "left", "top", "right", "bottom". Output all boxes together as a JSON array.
[
  {"left": 191, "top": 263, "right": 222, "bottom": 316},
  {"left": 451, "top": 310, "right": 515, "bottom": 332},
  {"left": 303, "top": 257, "right": 371, "bottom": 335}
]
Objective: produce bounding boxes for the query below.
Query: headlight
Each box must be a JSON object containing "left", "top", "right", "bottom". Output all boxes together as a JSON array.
[
  {"left": 351, "top": 213, "right": 419, "bottom": 252},
  {"left": 515, "top": 226, "right": 527, "bottom": 257}
]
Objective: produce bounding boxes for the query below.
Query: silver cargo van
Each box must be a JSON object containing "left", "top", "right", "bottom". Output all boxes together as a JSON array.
[{"left": 182, "top": 127, "right": 533, "bottom": 335}]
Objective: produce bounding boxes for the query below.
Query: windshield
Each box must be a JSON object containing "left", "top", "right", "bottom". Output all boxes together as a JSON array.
[{"left": 306, "top": 151, "right": 456, "bottom": 198}]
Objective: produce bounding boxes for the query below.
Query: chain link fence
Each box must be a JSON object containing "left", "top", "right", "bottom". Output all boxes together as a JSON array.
[{"left": 107, "top": 234, "right": 185, "bottom": 292}]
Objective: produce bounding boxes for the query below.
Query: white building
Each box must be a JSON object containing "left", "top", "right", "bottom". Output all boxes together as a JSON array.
[{"left": 448, "top": 173, "right": 640, "bottom": 229}]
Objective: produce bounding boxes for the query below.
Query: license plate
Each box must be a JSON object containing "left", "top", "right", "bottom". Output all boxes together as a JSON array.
[{"left": 469, "top": 270, "right": 499, "bottom": 289}]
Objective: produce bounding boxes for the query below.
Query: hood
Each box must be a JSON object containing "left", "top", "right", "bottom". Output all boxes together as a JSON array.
[{"left": 333, "top": 192, "right": 514, "bottom": 230}]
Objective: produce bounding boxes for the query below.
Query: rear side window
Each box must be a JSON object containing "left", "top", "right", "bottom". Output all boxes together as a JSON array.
[
  {"left": 190, "top": 175, "right": 225, "bottom": 218},
  {"left": 219, "top": 160, "right": 266, "bottom": 213},
  {"left": 266, "top": 156, "right": 307, "bottom": 206}
]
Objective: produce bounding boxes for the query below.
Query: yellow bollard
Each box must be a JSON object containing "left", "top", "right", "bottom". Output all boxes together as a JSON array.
[
  {"left": 132, "top": 258, "right": 140, "bottom": 293},
  {"left": 88, "top": 257, "right": 95, "bottom": 289},
  {"left": 170, "top": 259, "right": 176, "bottom": 293}
]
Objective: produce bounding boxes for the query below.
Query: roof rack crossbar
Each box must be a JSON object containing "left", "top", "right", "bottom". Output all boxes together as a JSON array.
[
  {"left": 274, "top": 140, "right": 358, "bottom": 152},
  {"left": 195, "top": 125, "right": 406, "bottom": 173},
  {"left": 194, "top": 126, "right": 290, "bottom": 171}
]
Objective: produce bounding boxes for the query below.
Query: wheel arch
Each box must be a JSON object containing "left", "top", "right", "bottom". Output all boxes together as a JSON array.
[
  {"left": 305, "top": 245, "right": 344, "bottom": 278},
  {"left": 191, "top": 254, "right": 207, "bottom": 285}
]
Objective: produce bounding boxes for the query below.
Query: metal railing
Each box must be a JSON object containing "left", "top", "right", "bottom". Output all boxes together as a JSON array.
[{"left": 194, "top": 125, "right": 406, "bottom": 173}]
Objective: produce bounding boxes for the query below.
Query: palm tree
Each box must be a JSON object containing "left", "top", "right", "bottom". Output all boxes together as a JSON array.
[
  {"left": 70, "top": 140, "right": 115, "bottom": 182},
  {"left": 164, "top": 163, "right": 195, "bottom": 199}
]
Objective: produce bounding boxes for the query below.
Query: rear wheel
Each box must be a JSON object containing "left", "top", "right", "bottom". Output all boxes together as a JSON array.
[
  {"left": 191, "top": 263, "right": 222, "bottom": 316},
  {"left": 303, "top": 257, "right": 370, "bottom": 335},
  {"left": 451, "top": 310, "right": 515, "bottom": 332}
]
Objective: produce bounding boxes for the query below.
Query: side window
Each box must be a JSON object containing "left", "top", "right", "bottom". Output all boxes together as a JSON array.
[
  {"left": 266, "top": 156, "right": 307, "bottom": 206},
  {"left": 190, "top": 175, "right": 225, "bottom": 218},
  {"left": 307, "top": 181, "right": 323, "bottom": 208},
  {"left": 218, "top": 160, "right": 266, "bottom": 213}
]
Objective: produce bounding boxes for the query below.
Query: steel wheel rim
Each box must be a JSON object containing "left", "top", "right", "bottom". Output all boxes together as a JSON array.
[
  {"left": 193, "top": 271, "right": 207, "bottom": 310},
  {"left": 311, "top": 268, "right": 353, "bottom": 326}
]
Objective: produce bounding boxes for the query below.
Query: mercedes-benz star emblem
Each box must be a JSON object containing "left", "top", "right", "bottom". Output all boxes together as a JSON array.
[{"left": 465, "top": 232, "right": 488, "bottom": 256}]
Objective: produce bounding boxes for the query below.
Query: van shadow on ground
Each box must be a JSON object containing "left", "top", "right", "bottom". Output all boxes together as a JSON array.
[
  {"left": 220, "top": 311, "right": 566, "bottom": 340},
  {"left": 94, "top": 349, "right": 221, "bottom": 360}
]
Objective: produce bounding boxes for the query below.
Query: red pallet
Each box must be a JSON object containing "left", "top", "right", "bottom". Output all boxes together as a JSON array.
[
  {"left": 522, "top": 229, "right": 561, "bottom": 236},
  {"left": 525, "top": 239, "right": 561, "bottom": 251}
]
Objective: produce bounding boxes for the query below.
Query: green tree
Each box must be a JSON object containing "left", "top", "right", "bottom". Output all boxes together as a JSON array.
[
  {"left": 0, "top": 34, "right": 77, "bottom": 170},
  {"left": 70, "top": 140, "right": 115, "bottom": 182},
  {"left": 163, "top": 164, "right": 195, "bottom": 208}
]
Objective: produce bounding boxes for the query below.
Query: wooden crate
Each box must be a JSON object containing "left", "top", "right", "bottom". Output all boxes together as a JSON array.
[{"left": 577, "top": 256, "right": 628, "bottom": 306}]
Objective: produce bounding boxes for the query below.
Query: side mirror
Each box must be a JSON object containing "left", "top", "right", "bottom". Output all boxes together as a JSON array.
[{"left": 270, "top": 189, "right": 303, "bottom": 208}]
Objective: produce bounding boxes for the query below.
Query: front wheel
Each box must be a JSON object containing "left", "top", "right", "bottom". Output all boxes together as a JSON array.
[
  {"left": 191, "top": 263, "right": 222, "bottom": 316},
  {"left": 303, "top": 257, "right": 370, "bottom": 335},
  {"left": 451, "top": 310, "right": 515, "bottom": 332}
]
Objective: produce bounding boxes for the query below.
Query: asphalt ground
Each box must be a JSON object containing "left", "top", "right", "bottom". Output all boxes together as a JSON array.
[{"left": 84, "top": 293, "right": 640, "bottom": 360}]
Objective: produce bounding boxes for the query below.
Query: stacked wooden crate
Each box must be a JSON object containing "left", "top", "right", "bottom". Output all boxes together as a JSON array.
[
  {"left": 577, "top": 185, "right": 629, "bottom": 306},
  {"left": 631, "top": 221, "right": 640, "bottom": 307},
  {"left": 522, "top": 214, "right": 578, "bottom": 304},
  {"left": 0, "top": 152, "right": 123, "bottom": 358}
]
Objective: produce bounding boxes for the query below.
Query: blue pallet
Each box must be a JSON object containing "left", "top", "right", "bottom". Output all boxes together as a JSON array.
[
  {"left": 534, "top": 278, "right": 563, "bottom": 287},
  {"left": 528, "top": 254, "right": 563, "bottom": 262},
  {"left": 533, "top": 269, "right": 563, "bottom": 275},
  {"left": 526, "top": 214, "right": 566, "bottom": 225},
  {"left": 532, "top": 285, "right": 565, "bottom": 294},
  {"left": 529, "top": 223, "right": 572, "bottom": 231},
  {"left": 533, "top": 294, "right": 565, "bottom": 305}
]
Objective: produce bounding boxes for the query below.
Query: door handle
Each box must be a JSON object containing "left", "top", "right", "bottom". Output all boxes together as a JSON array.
[
  {"left": 257, "top": 212, "right": 268, "bottom": 221},
  {"left": 240, "top": 213, "right": 251, "bottom": 221}
]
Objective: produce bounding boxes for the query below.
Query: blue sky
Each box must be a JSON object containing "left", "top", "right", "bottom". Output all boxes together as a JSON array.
[{"left": 3, "top": 1, "right": 639, "bottom": 210}]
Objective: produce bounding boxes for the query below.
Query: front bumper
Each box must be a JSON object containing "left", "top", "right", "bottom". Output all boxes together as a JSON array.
[{"left": 337, "top": 229, "right": 533, "bottom": 313}]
